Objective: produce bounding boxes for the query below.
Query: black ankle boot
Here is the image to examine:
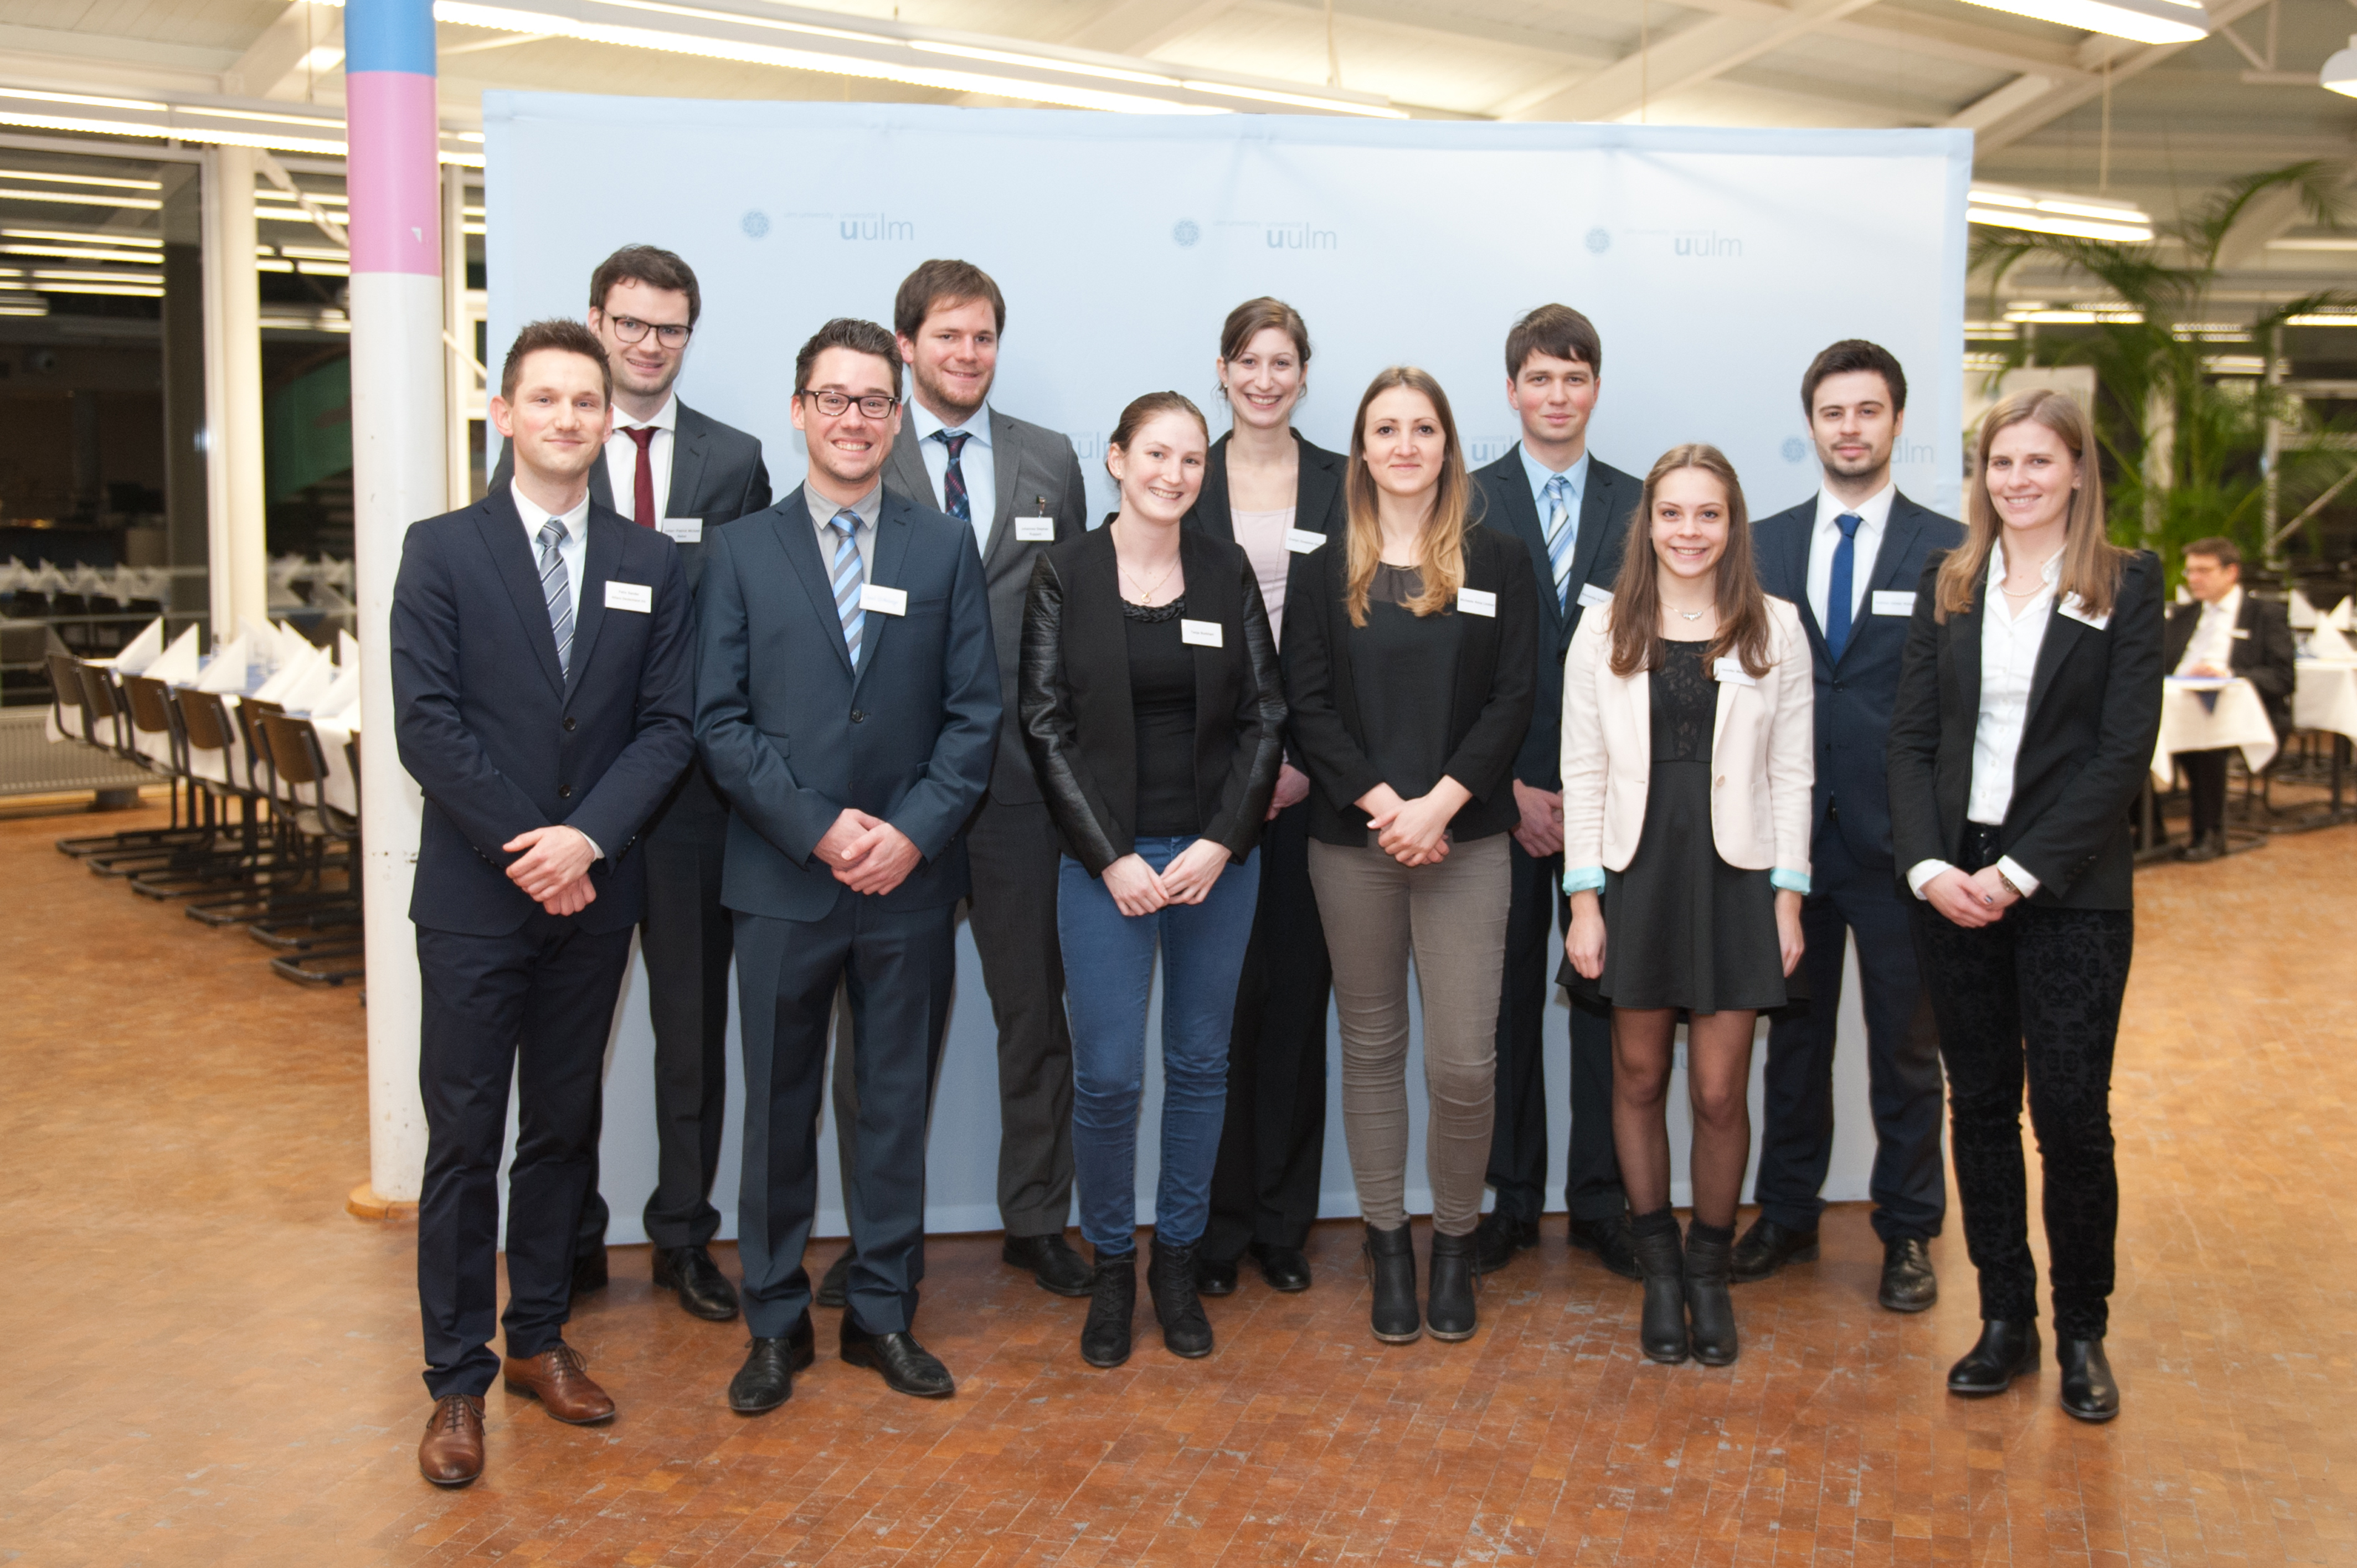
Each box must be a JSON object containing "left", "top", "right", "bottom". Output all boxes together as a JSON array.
[
  {"left": 1363, "top": 1223, "right": 1421, "bottom": 1344},
  {"left": 1080, "top": 1249, "right": 1136, "bottom": 1369},
  {"left": 1947, "top": 1319, "right": 2041, "bottom": 1396},
  {"left": 2056, "top": 1337, "right": 2119, "bottom": 1422},
  {"left": 1146, "top": 1237, "right": 1214, "bottom": 1359},
  {"left": 1427, "top": 1230, "right": 1478, "bottom": 1342},
  {"left": 1628, "top": 1215, "right": 1689, "bottom": 1365},
  {"left": 1684, "top": 1223, "right": 1738, "bottom": 1366}
]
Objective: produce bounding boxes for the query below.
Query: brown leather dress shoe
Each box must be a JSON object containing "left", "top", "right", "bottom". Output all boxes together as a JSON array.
[
  {"left": 418, "top": 1394, "right": 485, "bottom": 1487},
  {"left": 502, "top": 1343, "right": 616, "bottom": 1425}
]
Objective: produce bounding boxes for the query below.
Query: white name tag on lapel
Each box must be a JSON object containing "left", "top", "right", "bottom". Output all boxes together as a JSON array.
[
  {"left": 1014, "top": 517, "right": 1055, "bottom": 543},
  {"left": 1180, "top": 618, "right": 1223, "bottom": 648},
  {"left": 1285, "top": 528, "right": 1326, "bottom": 554},
  {"left": 604, "top": 581, "right": 652, "bottom": 613},
  {"left": 1871, "top": 589, "right": 1916, "bottom": 617},
  {"left": 2058, "top": 593, "right": 2110, "bottom": 631},
  {"left": 658, "top": 517, "right": 703, "bottom": 545},
  {"left": 1577, "top": 582, "right": 1614, "bottom": 610},
  {"left": 858, "top": 584, "right": 908, "bottom": 616},
  {"left": 1458, "top": 588, "right": 1499, "bottom": 618},
  {"left": 1713, "top": 657, "right": 1758, "bottom": 687},
  {"left": 2232, "top": 627, "right": 2251, "bottom": 639}
]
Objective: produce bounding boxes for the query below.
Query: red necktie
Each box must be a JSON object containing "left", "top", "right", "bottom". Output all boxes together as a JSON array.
[{"left": 624, "top": 426, "right": 658, "bottom": 527}]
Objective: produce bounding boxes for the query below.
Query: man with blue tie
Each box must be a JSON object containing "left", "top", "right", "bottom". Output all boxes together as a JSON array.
[
  {"left": 1744, "top": 339, "right": 1964, "bottom": 1311},
  {"left": 1467, "top": 305, "right": 1641, "bottom": 1280},
  {"left": 695, "top": 317, "right": 1000, "bottom": 1411}
]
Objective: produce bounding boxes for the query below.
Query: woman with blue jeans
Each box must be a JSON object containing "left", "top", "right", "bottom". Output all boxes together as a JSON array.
[{"left": 1021, "top": 391, "right": 1286, "bottom": 1367}]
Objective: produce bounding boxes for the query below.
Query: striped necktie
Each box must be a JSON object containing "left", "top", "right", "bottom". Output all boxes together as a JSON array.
[
  {"left": 931, "top": 429, "right": 972, "bottom": 523},
  {"left": 1543, "top": 474, "right": 1576, "bottom": 610},
  {"left": 828, "top": 512, "right": 866, "bottom": 667},
  {"left": 537, "top": 519, "right": 574, "bottom": 677}
]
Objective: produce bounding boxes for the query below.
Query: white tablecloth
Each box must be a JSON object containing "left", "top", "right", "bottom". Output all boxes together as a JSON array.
[
  {"left": 2294, "top": 661, "right": 2357, "bottom": 746},
  {"left": 2152, "top": 677, "right": 2278, "bottom": 785}
]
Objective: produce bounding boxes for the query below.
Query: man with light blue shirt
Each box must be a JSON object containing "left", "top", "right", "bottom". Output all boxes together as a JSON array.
[{"left": 1466, "top": 305, "right": 1643, "bottom": 1279}]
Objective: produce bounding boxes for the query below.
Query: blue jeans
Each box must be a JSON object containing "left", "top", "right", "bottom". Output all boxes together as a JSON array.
[{"left": 1058, "top": 837, "right": 1261, "bottom": 1254}]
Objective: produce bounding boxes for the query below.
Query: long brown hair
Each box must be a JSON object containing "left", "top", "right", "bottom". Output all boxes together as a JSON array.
[
  {"left": 1938, "top": 388, "right": 2122, "bottom": 622},
  {"left": 1606, "top": 443, "right": 1773, "bottom": 679},
  {"left": 1342, "top": 366, "right": 1471, "bottom": 625},
  {"left": 1217, "top": 297, "right": 1311, "bottom": 376}
]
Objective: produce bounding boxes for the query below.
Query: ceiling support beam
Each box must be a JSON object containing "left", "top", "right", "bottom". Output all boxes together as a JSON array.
[
  {"left": 1956, "top": 0, "right": 2273, "bottom": 154},
  {"left": 1059, "top": 0, "right": 1252, "bottom": 56},
  {"left": 1499, "top": 0, "right": 1883, "bottom": 122}
]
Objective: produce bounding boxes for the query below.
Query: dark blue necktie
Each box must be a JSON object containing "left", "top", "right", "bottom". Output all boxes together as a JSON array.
[
  {"left": 1824, "top": 512, "right": 1862, "bottom": 663},
  {"left": 932, "top": 429, "right": 971, "bottom": 524}
]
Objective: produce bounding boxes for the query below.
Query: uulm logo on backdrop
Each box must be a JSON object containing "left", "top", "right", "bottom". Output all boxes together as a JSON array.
[{"left": 1674, "top": 229, "right": 1743, "bottom": 259}]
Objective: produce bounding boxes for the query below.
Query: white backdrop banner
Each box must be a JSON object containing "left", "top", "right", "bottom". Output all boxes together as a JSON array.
[{"left": 483, "top": 96, "right": 1969, "bottom": 1243}]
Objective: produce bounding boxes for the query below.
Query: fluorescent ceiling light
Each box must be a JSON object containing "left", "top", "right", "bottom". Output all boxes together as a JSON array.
[
  {"left": 33, "top": 266, "right": 164, "bottom": 282},
  {"left": 299, "top": 47, "right": 347, "bottom": 74},
  {"left": 0, "top": 84, "right": 484, "bottom": 166},
  {"left": 279, "top": 243, "right": 349, "bottom": 259},
  {"left": 0, "top": 168, "right": 161, "bottom": 190},
  {"left": 3, "top": 226, "right": 159, "bottom": 246},
  {"left": 2323, "top": 35, "right": 2357, "bottom": 96},
  {"left": 1954, "top": 0, "right": 2207, "bottom": 44},
  {"left": 1970, "top": 182, "right": 2153, "bottom": 243},
  {"left": 34, "top": 280, "right": 163, "bottom": 296},
  {"left": 2287, "top": 311, "right": 2357, "bottom": 326},
  {"left": 2267, "top": 236, "right": 2357, "bottom": 250},
  {"left": 0, "top": 187, "right": 162, "bottom": 212},
  {"left": 2003, "top": 307, "right": 2147, "bottom": 323},
  {"left": 0, "top": 243, "right": 164, "bottom": 263}
]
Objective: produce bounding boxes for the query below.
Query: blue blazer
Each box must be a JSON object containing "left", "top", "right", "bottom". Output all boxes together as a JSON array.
[
  {"left": 1751, "top": 490, "right": 1964, "bottom": 874},
  {"left": 694, "top": 484, "right": 1002, "bottom": 922},
  {"left": 392, "top": 486, "right": 696, "bottom": 936}
]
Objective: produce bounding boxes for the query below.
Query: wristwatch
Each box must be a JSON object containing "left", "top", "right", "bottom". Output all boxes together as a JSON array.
[{"left": 1995, "top": 868, "right": 2023, "bottom": 900}]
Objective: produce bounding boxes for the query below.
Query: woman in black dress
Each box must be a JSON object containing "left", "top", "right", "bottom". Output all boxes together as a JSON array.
[{"left": 1560, "top": 443, "right": 1813, "bottom": 1366}]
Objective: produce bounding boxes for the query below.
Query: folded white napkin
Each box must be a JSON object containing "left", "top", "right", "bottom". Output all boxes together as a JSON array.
[
  {"left": 338, "top": 629, "right": 361, "bottom": 670},
  {"left": 281, "top": 651, "right": 338, "bottom": 714},
  {"left": 2289, "top": 590, "right": 2319, "bottom": 629},
  {"left": 142, "top": 625, "right": 203, "bottom": 685},
  {"left": 311, "top": 665, "right": 361, "bottom": 721},
  {"left": 250, "top": 643, "right": 321, "bottom": 704},
  {"left": 112, "top": 617, "right": 165, "bottom": 674},
  {"left": 2308, "top": 621, "right": 2357, "bottom": 663},
  {"left": 195, "top": 633, "right": 255, "bottom": 693},
  {"left": 2333, "top": 597, "right": 2354, "bottom": 631}
]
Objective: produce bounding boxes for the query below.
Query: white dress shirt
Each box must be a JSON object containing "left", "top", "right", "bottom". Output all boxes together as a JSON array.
[
  {"left": 508, "top": 478, "right": 600, "bottom": 860},
  {"left": 1807, "top": 481, "right": 1895, "bottom": 632},
  {"left": 1906, "top": 539, "right": 2054, "bottom": 901},
  {"left": 603, "top": 392, "right": 677, "bottom": 526},
  {"left": 2174, "top": 584, "right": 2242, "bottom": 674},
  {"left": 910, "top": 397, "right": 996, "bottom": 558}
]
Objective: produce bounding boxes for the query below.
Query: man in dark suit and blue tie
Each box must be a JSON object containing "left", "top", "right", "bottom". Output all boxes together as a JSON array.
[
  {"left": 695, "top": 317, "right": 1000, "bottom": 1412},
  {"left": 1743, "top": 339, "right": 1964, "bottom": 1311},
  {"left": 1466, "top": 305, "right": 1641, "bottom": 1280},
  {"left": 395, "top": 319, "right": 696, "bottom": 1487}
]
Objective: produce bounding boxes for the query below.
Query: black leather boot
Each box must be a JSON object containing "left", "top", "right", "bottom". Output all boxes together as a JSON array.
[
  {"left": 1685, "top": 1224, "right": 1738, "bottom": 1366},
  {"left": 1947, "top": 1319, "right": 2041, "bottom": 1396},
  {"left": 1146, "top": 1237, "right": 1214, "bottom": 1359},
  {"left": 1363, "top": 1223, "right": 1421, "bottom": 1344},
  {"left": 1628, "top": 1219, "right": 1689, "bottom": 1365},
  {"left": 2056, "top": 1337, "right": 2119, "bottom": 1422},
  {"left": 1080, "top": 1250, "right": 1136, "bottom": 1369},
  {"left": 1427, "top": 1230, "right": 1478, "bottom": 1342}
]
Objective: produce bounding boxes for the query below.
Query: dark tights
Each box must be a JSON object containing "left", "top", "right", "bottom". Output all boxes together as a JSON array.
[{"left": 1612, "top": 1008, "right": 1757, "bottom": 1229}]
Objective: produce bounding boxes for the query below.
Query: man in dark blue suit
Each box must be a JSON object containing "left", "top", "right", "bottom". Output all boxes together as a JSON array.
[
  {"left": 1743, "top": 339, "right": 1963, "bottom": 1312},
  {"left": 1466, "top": 305, "right": 1641, "bottom": 1280},
  {"left": 395, "top": 319, "right": 696, "bottom": 1487},
  {"left": 695, "top": 318, "right": 1000, "bottom": 1412}
]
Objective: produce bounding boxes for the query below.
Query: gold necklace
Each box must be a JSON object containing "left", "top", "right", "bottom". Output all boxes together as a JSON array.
[{"left": 1119, "top": 553, "right": 1182, "bottom": 604}]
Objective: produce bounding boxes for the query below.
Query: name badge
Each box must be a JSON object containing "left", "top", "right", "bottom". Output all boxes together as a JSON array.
[
  {"left": 1180, "top": 618, "right": 1223, "bottom": 648},
  {"left": 858, "top": 584, "right": 908, "bottom": 616},
  {"left": 1458, "top": 588, "right": 1498, "bottom": 618},
  {"left": 1285, "top": 528, "right": 1326, "bottom": 554},
  {"left": 1577, "top": 582, "right": 1614, "bottom": 610},
  {"left": 1713, "top": 657, "right": 1758, "bottom": 687},
  {"left": 1871, "top": 589, "right": 1916, "bottom": 617},
  {"left": 2231, "top": 627, "right": 2250, "bottom": 639},
  {"left": 1014, "top": 517, "right": 1055, "bottom": 543},
  {"left": 658, "top": 517, "right": 703, "bottom": 545},
  {"left": 604, "top": 581, "right": 652, "bottom": 613},
  {"left": 2058, "top": 593, "right": 2110, "bottom": 631}
]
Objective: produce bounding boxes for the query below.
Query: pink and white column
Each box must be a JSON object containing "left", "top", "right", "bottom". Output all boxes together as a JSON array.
[{"left": 346, "top": 0, "right": 445, "bottom": 1210}]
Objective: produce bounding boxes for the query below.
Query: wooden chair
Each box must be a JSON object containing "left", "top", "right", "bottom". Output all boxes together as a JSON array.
[{"left": 254, "top": 710, "right": 365, "bottom": 986}]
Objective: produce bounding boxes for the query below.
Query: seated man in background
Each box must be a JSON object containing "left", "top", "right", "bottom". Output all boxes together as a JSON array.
[{"left": 2164, "top": 537, "right": 2294, "bottom": 862}]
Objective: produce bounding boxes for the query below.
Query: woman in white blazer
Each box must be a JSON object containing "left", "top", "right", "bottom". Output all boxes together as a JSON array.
[{"left": 1559, "top": 442, "right": 1813, "bottom": 1368}]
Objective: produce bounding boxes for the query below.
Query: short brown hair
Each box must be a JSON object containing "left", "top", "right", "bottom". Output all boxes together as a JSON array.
[
  {"left": 794, "top": 318, "right": 902, "bottom": 401},
  {"left": 1107, "top": 391, "right": 1210, "bottom": 475},
  {"left": 1505, "top": 303, "right": 1602, "bottom": 380},
  {"left": 500, "top": 318, "right": 611, "bottom": 405},
  {"left": 1800, "top": 339, "right": 1907, "bottom": 414},
  {"left": 894, "top": 259, "right": 1006, "bottom": 339},
  {"left": 2183, "top": 535, "right": 2240, "bottom": 568},
  {"left": 588, "top": 244, "right": 701, "bottom": 327}
]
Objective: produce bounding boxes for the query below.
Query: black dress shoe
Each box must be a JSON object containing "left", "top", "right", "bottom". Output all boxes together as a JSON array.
[
  {"left": 1194, "top": 1253, "right": 1240, "bottom": 1297},
  {"left": 1002, "top": 1232, "right": 1094, "bottom": 1297},
  {"left": 1729, "top": 1218, "right": 1819, "bottom": 1283},
  {"left": 727, "top": 1314, "right": 815, "bottom": 1415},
  {"left": 1470, "top": 1211, "right": 1538, "bottom": 1275},
  {"left": 1567, "top": 1214, "right": 1641, "bottom": 1281},
  {"left": 1249, "top": 1242, "right": 1312, "bottom": 1293},
  {"left": 654, "top": 1244, "right": 741, "bottom": 1322},
  {"left": 815, "top": 1250, "right": 852, "bottom": 1309},
  {"left": 2179, "top": 832, "right": 2226, "bottom": 863},
  {"left": 570, "top": 1245, "right": 609, "bottom": 1302},
  {"left": 1877, "top": 1238, "right": 1937, "bottom": 1313},
  {"left": 1947, "top": 1319, "right": 2041, "bottom": 1396},
  {"left": 1082, "top": 1250, "right": 1137, "bottom": 1368},
  {"left": 1147, "top": 1237, "right": 1214, "bottom": 1358},
  {"left": 2057, "top": 1338, "right": 2120, "bottom": 1422},
  {"left": 841, "top": 1319, "right": 955, "bottom": 1398}
]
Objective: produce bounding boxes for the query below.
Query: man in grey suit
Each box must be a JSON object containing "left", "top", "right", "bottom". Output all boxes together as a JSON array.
[
  {"left": 818, "top": 259, "right": 1092, "bottom": 1306},
  {"left": 495, "top": 245, "right": 771, "bottom": 1322}
]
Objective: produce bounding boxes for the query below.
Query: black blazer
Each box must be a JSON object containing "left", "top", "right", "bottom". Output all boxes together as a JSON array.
[
  {"left": 1184, "top": 428, "right": 1347, "bottom": 584},
  {"left": 1284, "top": 522, "right": 1538, "bottom": 847},
  {"left": 1887, "top": 548, "right": 2165, "bottom": 910},
  {"left": 1466, "top": 446, "right": 1640, "bottom": 791},
  {"left": 1752, "top": 491, "right": 1966, "bottom": 873},
  {"left": 1021, "top": 526, "right": 1286, "bottom": 875},
  {"left": 392, "top": 487, "right": 696, "bottom": 936},
  {"left": 2163, "top": 591, "right": 2296, "bottom": 736}
]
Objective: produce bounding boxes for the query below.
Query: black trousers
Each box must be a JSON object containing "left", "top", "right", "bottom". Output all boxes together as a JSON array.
[
  {"left": 2180, "top": 747, "right": 2231, "bottom": 839},
  {"left": 1486, "top": 837, "right": 1624, "bottom": 1225},
  {"left": 1913, "top": 828, "right": 2132, "bottom": 1339},
  {"left": 740, "top": 892, "right": 955, "bottom": 1340},
  {"left": 416, "top": 914, "right": 634, "bottom": 1399},
  {"left": 1203, "top": 800, "right": 1332, "bottom": 1260},
  {"left": 1754, "top": 826, "right": 1947, "bottom": 1242}
]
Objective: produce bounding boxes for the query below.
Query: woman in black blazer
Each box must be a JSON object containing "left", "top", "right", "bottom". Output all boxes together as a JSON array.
[
  {"left": 1021, "top": 390, "right": 1285, "bottom": 1371},
  {"left": 1887, "top": 388, "right": 2163, "bottom": 1423},
  {"left": 1285, "top": 365, "right": 1537, "bottom": 1347},
  {"left": 1182, "top": 297, "right": 1350, "bottom": 1299}
]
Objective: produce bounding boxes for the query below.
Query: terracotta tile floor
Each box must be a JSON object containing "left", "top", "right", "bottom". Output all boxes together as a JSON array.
[{"left": 3, "top": 806, "right": 2352, "bottom": 1566}]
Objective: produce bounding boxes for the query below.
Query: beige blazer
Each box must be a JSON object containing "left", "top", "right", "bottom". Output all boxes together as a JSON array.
[{"left": 1560, "top": 595, "right": 1814, "bottom": 887}]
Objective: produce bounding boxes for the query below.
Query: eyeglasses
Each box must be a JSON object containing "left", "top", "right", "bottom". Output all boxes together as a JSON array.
[
  {"left": 606, "top": 314, "right": 692, "bottom": 349},
  {"left": 798, "top": 390, "right": 900, "bottom": 419}
]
